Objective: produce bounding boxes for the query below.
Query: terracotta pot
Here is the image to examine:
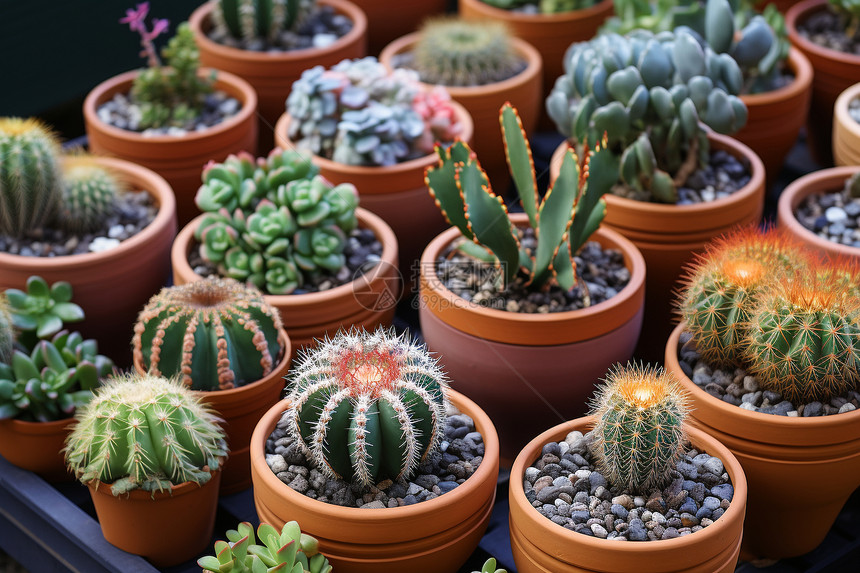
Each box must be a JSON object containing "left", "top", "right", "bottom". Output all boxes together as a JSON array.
[
  {"left": 351, "top": 0, "right": 447, "bottom": 56},
  {"left": 189, "top": 0, "right": 367, "bottom": 150},
  {"left": 509, "top": 416, "right": 747, "bottom": 572},
  {"left": 0, "top": 157, "right": 177, "bottom": 368},
  {"left": 250, "top": 390, "right": 499, "bottom": 573},
  {"left": 665, "top": 322, "right": 860, "bottom": 559},
  {"left": 735, "top": 47, "right": 812, "bottom": 187},
  {"left": 274, "top": 104, "right": 473, "bottom": 275},
  {"left": 550, "top": 133, "right": 766, "bottom": 362},
  {"left": 87, "top": 469, "right": 222, "bottom": 567},
  {"left": 133, "top": 331, "right": 292, "bottom": 494},
  {"left": 833, "top": 82, "right": 860, "bottom": 166},
  {"left": 777, "top": 165, "right": 860, "bottom": 258},
  {"left": 83, "top": 67, "right": 257, "bottom": 227},
  {"left": 378, "top": 33, "right": 542, "bottom": 196},
  {"left": 787, "top": 0, "right": 860, "bottom": 165},
  {"left": 763, "top": 0, "right": 804, "bottom": 14},
  {"left": 0, "top": 418, "right": 74, "bottom": 481},
  {"left": 419, "top": 215, "right": 645, "bottom": 463},
  {"left": 171, "top": 208, "right": 400, "bottom": 354}
]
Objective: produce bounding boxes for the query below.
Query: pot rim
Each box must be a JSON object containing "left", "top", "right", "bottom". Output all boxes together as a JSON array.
[
  {"left": 0, "top": 416, "right": 74, "bottom": 433},
  {"left": 834, "top": 82, "right": 860, "bottom": 141},
  {"left": 786, "top": 0, "right": 860, "bottom": 65},
  {"left": 459, "top": 0, "right": 614, "bottom": 23},
  {"left": 85, "top": 464, "right": 223, "bottom": 499}
]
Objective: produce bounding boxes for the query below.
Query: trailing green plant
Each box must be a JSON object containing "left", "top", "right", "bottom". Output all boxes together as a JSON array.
[
  {"left": 425, "top": 103, "right": 618, "bottom": 297},
  {"left": 285, "top": 327, "right": 449, "bottom": 488},
  {"left": 480, "top": 0, "right": 598, "bottom": 13},
  {"left": 411, "top": 17, "right": 521, "bottom": 87},
  {"left": 132, "top": 277, "right": 284, "bottom": 391},
  {"left": 64, "top": 374, "right": 228, "bottom": 495},
  {"left": 589, "top": 363, "right": 689, "bottom": 493},
  {"left": 473, "top": 558, "right": 508, "bottom": 573},
  {"left": 211, "top": 0, "right": 316, "bottom": 43},
  {"left": 0, "top": 117, "right": 63, "bottom": 238},
  {"left": 546, "top": 29, "right": 748, "bottom": 203},
  {"left": 199, "top": 520, "right": 332, "bottom": 573},
  {"left": 4, "top": 276, "right": 85, "bottom": 345},
  {"left": 57, "top": 157, "right": 122, "bottom": 234},
  {"left": 0, "top": 296, "right": 13, "bottom": 364}
]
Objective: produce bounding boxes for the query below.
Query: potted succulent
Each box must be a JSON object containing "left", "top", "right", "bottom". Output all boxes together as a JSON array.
[
  {"left": 666, "top": 226, "right": 860, "bottom": 558},
  {"left": 132, "top": 277, "right": 292, "bottom": 494},
  {"left": 250, "top": 327, "right": 501, "bottom": 572},
  {"left": 274, "top": 56, "right": 474, "bottom": 271},
  {"left": 0, "top": 277, "right": 114, "bottom": 481},
  {"left": 0, "top": 118, "right": 177, "bottom": 366},
  {"left": 420, "top": 103, "right": 646, "bottom": 461},
  {"left": 64, "top": 373, "right": 228, "bottom": 567},
  {"left": 833, "top": 81, "right": 860, "bottom": 165},
  {"left": 546, "top": 28, "right": 764, "bottom": 360},
  {"left": 509, "top": 363, "right": 747, "bottom": 572},
  {"left": 84, "top": 3, "right": 258, "bottom": 225},
  {"left": 170, "top": 148, "right": 401, "bottom": 353}
]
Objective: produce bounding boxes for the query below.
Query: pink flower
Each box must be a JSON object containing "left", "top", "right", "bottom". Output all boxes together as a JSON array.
[
  {"left": 412, "top": 87, "right": 462, "bottom": 152},
  {"left": 143, "top": 18, "right": 169, "bottom": 41},
  {"left": 119, "top": 2, "right": 149, "bottom": 32}
]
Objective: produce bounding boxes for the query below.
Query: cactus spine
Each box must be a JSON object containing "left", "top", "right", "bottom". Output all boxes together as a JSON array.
[
  {"left": 213, "top": 0, "right": 315, "bottom": 42},
  {"left": 286, "top": 328, "right": 449, "bottom": 488},
  {"left": 133, "top": 277, "right": 284, "bottom": 391},
  {"left": 589, "top": 363, "right": 689, "bottom": 493},
  {"left": 58, "top": 157, "right": 121, "bottom": 233}
]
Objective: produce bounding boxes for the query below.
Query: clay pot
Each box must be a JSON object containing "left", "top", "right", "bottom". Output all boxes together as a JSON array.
[
  {"left": 87, "top": 469, "right": 222, "bottom": 567},
  {"left": 351, "top": 0, "right": 447, "bottom": 56},
  {"left": 509, "top": 416, "right": 747, "bottom": 572},
  {"left": 833, "top": 82, "right": 860, "bottom": 166},
  {"left": 787, "top": 0, "right": 860, "bottom": 165},
  {"left": 133, "top": 331, "right": 292, "bottom": 494},
  {"left": 550, "top": 133, "right": 766, "bottom": 362},
  {"left": 378, "top": 33, "right": 542, "bottom": 195},
  {"left": 0, "top": 157, "right": 177, "bottom": 368},
  {"left": 0, "top": 418, "right": 74, "bottom": 482},
  {"left": 171, "top": 208, "right": 400, "bottom": 354},
  {"left": 189, "top": 0, "right": 367, "bottom": 150},
  {"left": 249, "top": 390, "right": 499, "bottom": 573},
  {"left": 665, "top": 322, "right": 860, "bottom": 558},
  {"left": 83, "top": 68, "right": 257, "bottom": 227},
  {"left": 735, "top": 47, "right": 812, "bottom": 187},
  {"left": 777, "top": 165, "right": 860, "bottom": 258},
  {"left": 273, "top": 104, "right": 473, "bottom": 274},
  {"left": 419, "top": 215, "right": 646, "bottom": 463}
]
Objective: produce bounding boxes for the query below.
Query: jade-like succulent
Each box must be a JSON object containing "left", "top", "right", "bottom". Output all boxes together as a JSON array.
[
  {"left": 0, "top": 296, "right": 13, "bottom": 364},
  {"left": 4, "top": 276, "right": 85, "bottom": 343},
  {"left": 480, "top": 0, "right": 598, "bottom": 13},
  {"left": 285, "top": 327, "right": 449, "bottom": 488},
  {"left": 0, "top": 117, "right": 63, "bottom": 237},
  {"left": 546, "top": 29, "right": 748, "bottom": 203},
  {"left": 64, "top": 374, "right": 228, "bottom": 495},
  {"left": 589, "top": 363, "right": 689, "bottom": 493},
  {"left": 199, "top": 521, "right": 332, "bottom": 573},
  {"left": 57, "top": 158, "right": 122, "bottom": 234},
  {"left": 426, "top": 103, "right": 619, "bottom": 297},
  {"left": 132, "top": 277, "right": 284, "bottom": 391},
  {"left": 473, "top": 558, "right": 508, "bottom": 573},
  {"left": 212, "top": 0, "right": 316, "bottom": 42}
]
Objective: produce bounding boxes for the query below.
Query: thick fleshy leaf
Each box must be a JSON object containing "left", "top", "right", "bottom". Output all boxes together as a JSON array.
[
  {"left": 532, "top": 148, "right": 580, "bottom": 287},
  {"left": 500, "top": 105, "right": 539, "bottom": 229}
]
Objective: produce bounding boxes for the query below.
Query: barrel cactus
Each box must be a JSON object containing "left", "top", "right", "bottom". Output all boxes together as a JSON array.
[
  {"left": 590, "top": 363, "right": 689, "bottom": 493},
  {"left": 212, "top": 0, "right": 315, "bottom": 43},
  {"left": 58, "top": 157, "right": 121, "bottom": 233},
  {"left": 132, "top": 277, "right": 284, "bottom": 391},
  {"left": 0, "top": 117, "right": 63, "bottom": 237},
  {"left": 64, "top": 374, "right": 228, "bottom": 495},
  {"left": 285, "top": 328, "right": 449, "bottom": 488}
]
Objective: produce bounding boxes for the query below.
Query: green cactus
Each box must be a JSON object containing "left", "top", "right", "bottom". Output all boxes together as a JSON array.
[
  {"left": 589, "top": 363, "right": 689, "bottom": 493},
  {"left": 199, "top": 521, "right": 332, "bottom": 573},
  {"left": 426, "top": 103, "right": 619, "bottom": 295},
  {"left": 285, "top": 328, "right": 449, "bottom": 488},
  {"left": 481, "top": 0, "right": 597, "bottom": 13},
  {"left": 0, "top": 117, "right": 63, "bottom": 238},
  {"left": 57, "top": 158, "right": 121, "bottom": 234},
  {"left": 0, "top": 296, "right": 13, "bottom": 364},
  {"left": 212, "top": 0, "right": 316, "bottom": 42},
  {"left": 132, "top": 277, "right": 284, "bottom": 391},
  {"left": 64, "top": 374, "right": 228, "bottom": 495},
  {"left": 473, "top": 558, "right": 508, "bottom": 573},
  {"left": 4, "top": 276, "right": 85, "bottom": 345}
]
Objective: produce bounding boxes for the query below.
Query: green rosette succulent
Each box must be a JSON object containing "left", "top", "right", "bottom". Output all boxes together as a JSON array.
[{"left": 4, "top": 276, "right": 85, "bottom": 344}]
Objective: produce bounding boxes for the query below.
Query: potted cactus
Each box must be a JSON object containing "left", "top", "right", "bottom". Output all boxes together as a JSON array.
[
  {"left": 250, "top": 327, "right": 500, "bottom": 572},
  {"left": 665, "top": 226, "right": 860, "bottom": 558},
  {"left": 84, "top": 4, "right": 258, "bottom": 225},
  {"left": 508, "top": 363, "right": 747, "bottom": 572},
  {"left": 420, "top": 103, "right": 646, "bottom": 461},
  {"left": 274, "top": 56, "right": 474, "bottom": 271}
]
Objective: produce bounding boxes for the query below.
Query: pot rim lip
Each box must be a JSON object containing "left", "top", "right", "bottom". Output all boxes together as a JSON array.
[
  {"left": 250, "top": 389, "right": 499, "bottom": 520},
  {"left": 83, "top": 67, "right": 258, "bottom": 145},
  {"left": 188, "top": 0, "right": 368, "bottom": 64},
  {"left": 173, "top": 207, "right": 399, "bottom": 306},
  {"left": 787, "top": 0, "right": 860, "bottom": 65},
  {"left": 509, "top": 415, "right": 747, "bottom": 552},
  {"left": 0, "top": 416, "right": 75, "bottom": 431},
  {"left": 739, "top": 47, "right": 813, "bottom": 106},
  {"left": 460, "top": 0, "right": 614, "bottom": 23},
  {"left": 667, "top": 321, "right": 860, "bottom": 429},
  {"left": 84, "top": 464, "right": 223, "bottom": 498},
  {"left": 0, "top": 156, "right": 176, "bottom": 268},
  {"left": 834, "top": 82, "right": 860, "bottom": 140}
]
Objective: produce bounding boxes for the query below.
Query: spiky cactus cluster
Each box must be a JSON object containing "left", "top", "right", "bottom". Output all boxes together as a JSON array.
[
  {"left": 411, "top": 18, "right": 521, "bottom": 87},
  {"left": 0, "top": 118, "right": 63, "bottom": 237},
  {"left": 64, "top": 374, "right": 228, "bottom": 495},
  {"left": 0, "top": 296, "right": 13, "bottom": 364},
  {"left": 212, "top": 0, "right": 316, "bottom": 43},
  {"left": 58, "top": 158, "right": 121, "bottom": 233},
  {"left": 133, "top": 277, "right": 284, "bottom": 391},
  {"left": 285, "top": 328, "right": 449, "bottom": 488},
  {"left": 589, "top": 363, "right": 689, "bottom": 493}
]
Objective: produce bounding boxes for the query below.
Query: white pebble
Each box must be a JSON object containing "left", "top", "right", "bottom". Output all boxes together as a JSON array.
[
  {"left": 108, "top": 225, "right": 125, "bottom": 238},
  {"left": 839, "top": 403, "right": 857, "bottom": 414},
  {"left": 575, "top": 469, "right": 591, "bottom": 480},
  {"left": 88, "top": 237, "right": 121, "bottom": 253},
  {"left": 313, "top": 33, "right": 337, "bottom": 48},
  {"left": 826, "top": 206, "right": 848, "bottom": 223},
  {"left": 739, "top": 402, "right": 757, "bottom": 411},
  {"left": 786, "top": 410, "right": 799, "bottom": 417}
]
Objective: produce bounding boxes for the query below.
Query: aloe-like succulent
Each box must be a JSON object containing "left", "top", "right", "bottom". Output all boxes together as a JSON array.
[
  {"left": 4, "top": 276, "right": 85, "bottom": 343},
  {"left": 212, "top": 0, "right": 316, "bottom": 43},
  {"left": 426, "top": 103, "right": 619, "bottom": 296}
]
